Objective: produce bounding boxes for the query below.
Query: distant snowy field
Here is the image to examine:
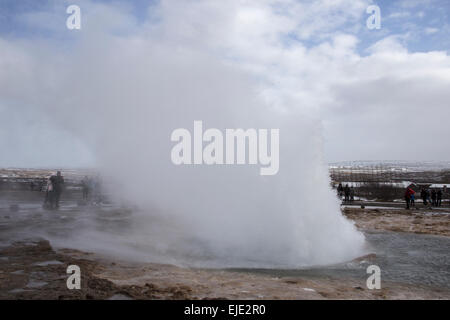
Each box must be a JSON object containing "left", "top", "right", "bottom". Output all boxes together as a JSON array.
[{"left": 329, "top": 161, "right": 450, "bottom": 172}]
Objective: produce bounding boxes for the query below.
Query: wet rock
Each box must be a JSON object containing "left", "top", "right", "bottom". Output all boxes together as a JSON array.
[
  {"left": 352, "top": 253, "right": 377, "bottom": 262},
  {"left": 107, "top": 293, "right": 133, "bottom": 300},
  {"left": 33, "top": 260, "right": 63, "bottom": 267}
]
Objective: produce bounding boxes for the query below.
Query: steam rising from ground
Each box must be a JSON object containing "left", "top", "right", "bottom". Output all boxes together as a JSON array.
[
  {"left": 0, "top": 1, "right": 367, "bottom": 267},
  {"left": 64, "top": 44, "right": 365, "bottom": 267}
]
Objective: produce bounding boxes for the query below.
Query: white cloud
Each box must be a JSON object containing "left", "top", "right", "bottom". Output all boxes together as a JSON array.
[
  {"left": 1, "top": 0, "right": 450, "bottom": 166},
  {"left": 387, "top": 11, "right": 411, "bottom": 19},
  {"left": 425, "top": 27, "right": 439, "bottom": 34}
]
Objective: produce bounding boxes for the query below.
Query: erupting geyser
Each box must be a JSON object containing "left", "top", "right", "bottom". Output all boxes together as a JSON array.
[
  {"left": 0, "top": 1, "right": 366, "bottom": 268},
  {"left": 56, "top": 45, "right": 365, "bottom": 268}
]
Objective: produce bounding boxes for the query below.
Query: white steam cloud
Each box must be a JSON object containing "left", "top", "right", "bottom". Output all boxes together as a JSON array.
[{"left": 0, "top": 0, "right": 373, "bottom": 267}]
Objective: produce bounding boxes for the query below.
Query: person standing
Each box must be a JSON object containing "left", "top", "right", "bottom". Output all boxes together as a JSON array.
[
  {"left": 431, "top": 189, "right": 437, "bottom": 207},
  {"left": 404, "top": 188, "right": 411, "bottom": 209},
  {"left": 410, "top": 192, "right": 415, "bottom": 208},
  {"left": 43, "top": 177, "right": 54, "bottom": 209},
  {"left": 404, "top": 187, "right": 414, "bottom": 210},
  {"left": 344, "top": 184, "right": 350, "bottom": 202},
  {"left": 50, "top": 171, "right": 65, "bottom": 209},
  {"left": 426, "top": 188, "right": 432, "bottom": 206},
  {"left": 437, "top": 189, "right": 442, "bottom": 207},
  {"left": 337, "top": 183, "right": 344, "bottom": 199},
  {"left": 420, "top": 188, "right": 427, "bottom": 205}
]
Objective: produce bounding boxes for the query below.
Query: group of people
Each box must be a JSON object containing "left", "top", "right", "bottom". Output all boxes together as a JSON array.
[
  {"left": 41, "top": 172, "right": 103, "bottom": 209},
  {"left": 337, "top": 183, "right": 355, "bottom": 202},
  {"left": 336, "top": 181, "right": 447, "bottom": 209},
  {"left": 405, "top": 186, "right": 445, "bottom": 209},
  {"left": 43, "top": 171, "right": 65, "bottom": 209},
  {"left": 419, "top": 188, "right": 443, "bottom": 207}
]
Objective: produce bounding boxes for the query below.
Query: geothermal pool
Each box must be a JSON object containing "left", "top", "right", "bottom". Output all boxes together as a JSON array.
[{"left": 232, "top": 231, "right": 450, "bottom": 290}]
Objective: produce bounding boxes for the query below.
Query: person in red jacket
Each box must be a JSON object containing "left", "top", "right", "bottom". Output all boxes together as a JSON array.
[{"left": 404, "top": 187, "right": 415, "bottom": 210}]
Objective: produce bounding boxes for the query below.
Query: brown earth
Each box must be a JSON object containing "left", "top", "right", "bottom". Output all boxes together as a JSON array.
[
  {"left": 1, "top": 238, "right": 449, "bottom": 300},
  {"left": 343, "top": 207, "right": 450, "bottom": 237},
  {"left": 1, "top": 205, "right": 450, "bottom": 300},
  {"left": 0, "top": 240, "right": 193, "bottom": 300}
]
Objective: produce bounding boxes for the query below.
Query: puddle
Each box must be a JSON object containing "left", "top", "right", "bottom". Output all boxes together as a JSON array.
[
  {"left": 33, "top": 260, "right": 63, "bottom": 267},
  {"left": 26, "top": 280, "right": 48, "bottom": 288}
]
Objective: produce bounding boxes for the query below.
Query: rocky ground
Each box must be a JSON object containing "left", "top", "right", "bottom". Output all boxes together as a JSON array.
[
  {"left": 0, "top": 239, "right": 194, "bottom": 300},
  {"left": 343, "top": 207, "right": 450, "bottom": 237},
  {"left": 1, "top": 238, "right": 449, "bottom": 300},
  {"left": 1, "top": 202, "right": 450, "bottom": 300}
]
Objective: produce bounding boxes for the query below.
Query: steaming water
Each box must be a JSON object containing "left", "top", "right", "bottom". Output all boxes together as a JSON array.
[
  {"left": 0, "top": 195, "right": 363, "bottom": 268},
  {"left": 233, "top": 232, "right": 450, "bottom": 290},
  {"left": 1, "top": 198, "right": 448, "bottom": 289}
]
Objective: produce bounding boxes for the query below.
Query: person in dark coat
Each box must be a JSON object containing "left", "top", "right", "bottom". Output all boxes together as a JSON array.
[
  {"left": 337, "top": 183, "right": 344, "bottom": 198},
  {"left": 344, "top": 184, "right": 350, "bottom": 202},
  {"left": 50, "top": 171, "right": 65, "bottom": 209},
  {"left": 437, "top": 189, "right": 442, "bottom": 207},
  {"left": 420, "top": 188, "right": 427, "bottom": 205},
  {"left": 431, "top": 189, "right": 437, "bottom": 206}
]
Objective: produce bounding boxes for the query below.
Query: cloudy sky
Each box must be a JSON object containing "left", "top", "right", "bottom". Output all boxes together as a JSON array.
[{"left": 0, "top": 0, "right": 450, "bottom": 167}]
